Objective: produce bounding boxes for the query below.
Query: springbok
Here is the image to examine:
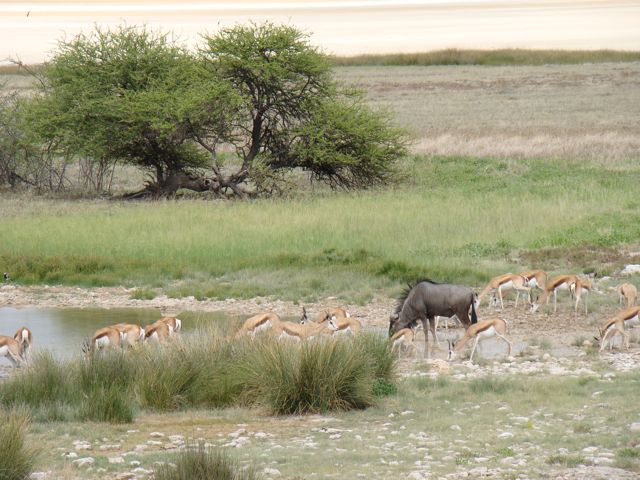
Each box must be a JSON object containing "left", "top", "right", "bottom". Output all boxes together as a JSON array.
[
  {"left": 275, "top": 314, "right": 332, "bottom": 341},
  {"left": 477, "top": 273, "right": 531, "bottom": 309},
  {"left": 529, "top": 274, "right": 580, "bottom": 313},
  {"left": 111, "top": 323, "right": 145, "bottom": 347},
  {"left": 159, "top": 316, "right": 182, "bottom": 335},
  {"left": 390, "top": 327, "right": 416, "bottom": 358},
  {"left": 314, "top": 307, "right": 350, "bottom": 323},
  {"left": 235, "top": 312, "right": 282, "bottom": 338},
  {"left": 0, "top": 335, "right": 24, "bottom": 367},
  {"left": 327, "top": 315, "right": 362, "bottom": 334},
  {"left": 13, "top": 326, "right": 32, "bottom": 361},
  {"left": 448, "top": 318, "right": 512, "bottom": 363},
  {"left": 519, "top": 269, "right": 548, "bottom": 291},
  {"left": 570, "top": 276, "right": 596, "bottom": 315},
  {"left": 83, "top": 326, "right": 123, "bottom": 356},
  {"left": 598, "top": 305, "right": 640, "bottom": 351},
  {"left": 616, "top": 283, "right": 637, "bottom": 308},
  {"left": 144, "top": 321, "right": 171, "bottom": 343}
]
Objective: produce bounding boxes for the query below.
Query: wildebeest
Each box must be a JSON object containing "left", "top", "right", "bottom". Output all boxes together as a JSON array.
[{"left": 388, "top": 279, "right": 477, "bottom": 358}]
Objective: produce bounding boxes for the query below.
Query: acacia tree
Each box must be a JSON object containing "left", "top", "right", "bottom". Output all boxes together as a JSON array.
[
  {"left": 198, "top": 22, "right": 408, "bottom": 196},
  {"left": 24, "top": 26, "right": 240, "bottom": 197}
]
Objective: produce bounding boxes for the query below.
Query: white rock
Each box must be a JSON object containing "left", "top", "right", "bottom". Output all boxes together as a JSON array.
[
  {"left": 498, "top": 432, "right": 514, "bottom": 439},
  {"left": 115, "top": 473, "right": 136, "bottom": 480},
  {"left": 149, "top": 432, "right": 165, "bottom": 438},
  {"left": 108, "top": 456, "right": 125, "bottom": 464},
  {"left": 229, "top": 428, "right": 247, "bottom": 438},
  {"left": 29, "top": 473, "right": 49, "bottom": 480},
  {"left": 72, "top": 457, "right": 95, "bottom": 468},
  {"left": 329, "top": 434, "right": 342, "bottom": 439},
  {"left": 99, "top": 444, "right": 121, "bottom": 450},
  {"left": 630, "top": 423, "right": 640, "bottom": 432},
  {"left": 450, "top": 425, "right": 461, "bottom": 431},
  {"left": 147, "top": 440, "right": 163, "bottom": 446},
  {"left": 407, "top": 472, "right": 426, "bottom": 479},
  {"left": 131, "top": 467, "right": 153, "bottom": 475},
  {"left": 263, "top": 467, "right": 282, "bottom": 476},
  {"left": 62, "top": 452, "right": 78, "bottom": 459}
]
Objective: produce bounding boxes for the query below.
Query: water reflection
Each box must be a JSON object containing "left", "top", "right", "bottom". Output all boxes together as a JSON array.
[{"left": 0, "top": 307, "right": 251, "bottom": 363}]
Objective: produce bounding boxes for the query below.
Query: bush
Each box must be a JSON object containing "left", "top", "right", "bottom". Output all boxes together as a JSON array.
[
  {"left": 0, "top": 409, "right": 38, "bottom": 480},
  {"left": 155, "top": 443, "right": 260, "bottom": 480},
  {"left": 240, "top": 337, "right": 377, "bottom": 414}
]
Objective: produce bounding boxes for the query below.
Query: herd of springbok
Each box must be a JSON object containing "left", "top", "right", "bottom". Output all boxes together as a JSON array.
[
  {"left": 392, "top": 269, "right": 639, "bottom": 362},
  {"left": 81, "top": 316, "right": 182, "bottom": 355},
  {"left": 1, "top": 269, "right": 637, "bottom": 367}
]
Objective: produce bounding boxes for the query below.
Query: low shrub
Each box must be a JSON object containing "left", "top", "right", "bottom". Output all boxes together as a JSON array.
[
  {"left": 154, "top": 442, "right": 260, "bottom": 480},
  {"left": 0, "top": 408, "right": 38, "bottom": 480}
]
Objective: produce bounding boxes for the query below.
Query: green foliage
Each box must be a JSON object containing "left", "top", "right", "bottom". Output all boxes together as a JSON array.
[
  {"left": 24, "top": 25, "right": 237, "bottom": 190},
  {"left": 0, "top": 409, "right": 38, "bottom": 480},
  {"left": 155, "top": 443, "right": 260, "bottom": 480},
  {"left": 201, "top": 22, "right": 407, "bottom": 192}
]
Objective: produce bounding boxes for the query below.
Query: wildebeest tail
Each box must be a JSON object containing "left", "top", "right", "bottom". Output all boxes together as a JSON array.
[{"left": 470, "top": 296, "right": 478, "bottom": 324}]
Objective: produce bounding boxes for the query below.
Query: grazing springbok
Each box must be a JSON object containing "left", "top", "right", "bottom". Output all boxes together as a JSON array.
[
  {"left": 159, "top": 316, "right": 182, "bottom": 335},
  {"left": 598, "top": 305, "right": 640, "bottom": 351},
  {"left": 327, "top": 315, "right": 362, "bottom": 334},
  {"left": 83, "top": 326, "right": 123, "bottom": 356},
  {"left": 314, "top": 307, "right": 350, "bottom": 323},
  {"left": 234, "top": 312, "right": 282, "bottom": 338},
  {"left": 519, "top": 269, "right": 548, "bottom": 291},
  {"left": 388, "top": 279, "right": 477, "bottom": 358},
  {"left": 275, "top": 314, "right": 332, "bottom": 341},
  {"left": 0, "top": 335, "right": 24, "bottom": 367},
  {"left": 111, "top": 323, "right": 145, "bottom": 347},
  {"left": 389, "top": 327, "right": 416, "bottom": 358},
  {"left": 13, "top": 326, "right": 32, "bottom": 361},
  {"left": 617, "top": 283, "right": 637, "bottom": 308},
  {"left": 144, "top": 321, "right": 171, "bottom": 343},
  {"left": 477, "top": 273, "right": 531, "bottom": 309},
  {"left": 529, "top": 274, "right": 580, "bottom": 313},
  {"left": 448, "top": 318, "right": 512, "bottom": 363}
]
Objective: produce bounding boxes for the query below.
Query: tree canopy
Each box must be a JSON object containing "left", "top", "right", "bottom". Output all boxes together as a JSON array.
[{"left": 20, "top": 22, "right": 408, "bottom": 197}]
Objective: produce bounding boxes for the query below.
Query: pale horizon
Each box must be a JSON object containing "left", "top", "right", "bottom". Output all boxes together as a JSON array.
[{"left": 1, "top": 0, "right": 639, "bottom": 64}]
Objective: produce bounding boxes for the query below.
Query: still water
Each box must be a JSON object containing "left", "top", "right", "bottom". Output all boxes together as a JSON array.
[{"left": 0, "top": 307, "right": 250, "bottom": 363}]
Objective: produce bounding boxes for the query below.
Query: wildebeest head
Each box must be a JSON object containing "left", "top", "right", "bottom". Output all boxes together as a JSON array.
[{"left": 388, "top": 312, "right": 400, "bottom": 337}]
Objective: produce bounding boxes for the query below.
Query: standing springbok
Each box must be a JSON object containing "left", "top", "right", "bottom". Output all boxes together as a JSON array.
[
  {"left": 111, "top": 323, "right": 145, "bottom": 347},
  {"left": 159, "top": 316, "right": 182, "bottom": 335},
  {"left": 83, "top": 326, "right": 123, "bottom": 356},
  {"left": 144, "top": 321, "right": 171, "bottom": 343},
  {"left": 477, "top": 273, "right": 531, "bottom": 309},
  {"left": 616, "top": 283, "right": 637, "bottom": 308},
  {"left": 598, "top": 305, "right": 640, "bottom": 351},
  {"left": 448, "top": 318, "right": 512, "bottom": 363},
  {"left": 235, "top": 312, "right": 282, "bottom": 338},
  {"left": 570, "top": 276, "right": 596, "bottom": 315},
  {"left": 13, "top": 326, "right": 32, "bottom": 361},
  {"left": 0, "top": 335, "right": 24, "bottom": 367},
  {"left": 390, "top": 327, "right": 416, "bottom": 358}
]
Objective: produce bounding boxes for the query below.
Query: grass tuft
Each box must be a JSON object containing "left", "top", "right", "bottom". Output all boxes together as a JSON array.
[
  {"left": 0, "top": 408, "right": 38, "bottom": 480},
  {"left": 154, "top": 442, "right": 260, "bottom": 480}
]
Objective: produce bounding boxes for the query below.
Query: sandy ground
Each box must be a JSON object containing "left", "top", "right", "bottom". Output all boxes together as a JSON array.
[{"left": 1, "top": 1, "right": 639, "bottom": 64}]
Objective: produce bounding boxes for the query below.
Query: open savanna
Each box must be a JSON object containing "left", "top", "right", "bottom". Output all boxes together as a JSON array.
[{"left": 2, "top": 60, "right": 640, "bottom": 302}]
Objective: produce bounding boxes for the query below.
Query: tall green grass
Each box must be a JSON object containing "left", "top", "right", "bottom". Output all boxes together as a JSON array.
[
  {"left": 0, "top": 409, "right": 38, "bottom": 480},
  {"left": 1, "top": 156, "right": 639, "bottom": 299},
  {"left": 0, "top": 331, "right": 397, "bottom": 422},
  {"left": 330, "top": 49, "right": 640, "bottom": 67}
]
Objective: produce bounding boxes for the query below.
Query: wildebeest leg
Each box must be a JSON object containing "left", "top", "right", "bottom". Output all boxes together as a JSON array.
[
  {"left": 420, "top": 317, "right": 430, "bottom": 358},
  {"left": 427, "top": 316, "right": 440, "bottom": 348}
]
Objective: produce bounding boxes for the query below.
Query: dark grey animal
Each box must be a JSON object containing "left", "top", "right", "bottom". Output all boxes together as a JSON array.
[{"left": 389, "top": 279, "right": 478, "bottom": 358}]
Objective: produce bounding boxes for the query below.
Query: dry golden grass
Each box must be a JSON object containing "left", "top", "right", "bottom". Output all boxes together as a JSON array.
[{"left": 334, "top": 62, "right": 640, "bottom": 162}]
